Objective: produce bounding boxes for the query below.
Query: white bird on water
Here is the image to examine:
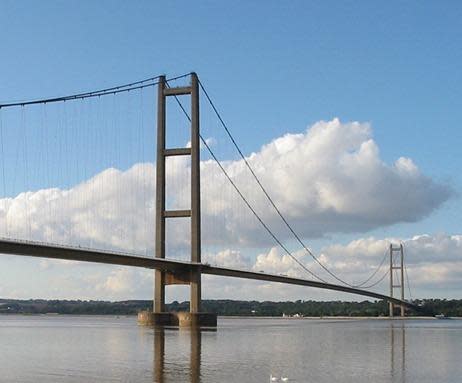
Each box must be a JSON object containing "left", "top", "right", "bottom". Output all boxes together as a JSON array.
[{"left": 270, "top": 374, "right": 278, "bottom": 382}]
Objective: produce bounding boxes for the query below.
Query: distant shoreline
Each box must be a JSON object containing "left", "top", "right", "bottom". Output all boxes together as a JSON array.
[
  {"left": 221, "top": 315, "right": 459, "bottom": 320},
  {"left": 1, "top": 313, "right": 460, "bottom": 320},
  {"left": 1, "top": 298, "right": 461, "bottom": 317}
]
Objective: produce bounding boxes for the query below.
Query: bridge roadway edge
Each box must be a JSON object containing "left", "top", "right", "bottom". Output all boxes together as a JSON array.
[{"left": 0, "top": 239, "right": 420, "bottom": 318}]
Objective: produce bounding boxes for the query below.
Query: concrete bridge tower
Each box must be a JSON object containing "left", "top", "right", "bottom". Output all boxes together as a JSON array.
[
  {"left": 138, "top": 73, "right": 216, "bottom": 327},
  {"left": 389, "top": 243, "right": 406, "bottom": 318}
]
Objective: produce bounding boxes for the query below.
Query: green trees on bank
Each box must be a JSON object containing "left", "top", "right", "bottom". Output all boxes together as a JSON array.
[{"left": 1, "top": 298, "right": 461, "bottom": 316}]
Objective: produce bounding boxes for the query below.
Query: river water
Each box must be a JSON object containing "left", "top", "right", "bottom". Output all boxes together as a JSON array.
[{"left": 0, "top": 315, "right": 461, "bottom": 382}]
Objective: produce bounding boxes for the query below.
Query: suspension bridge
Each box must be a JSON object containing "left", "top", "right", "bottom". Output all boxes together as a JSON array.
[{"left": 0, "top": 72, "right": 417, "bottom": 326}]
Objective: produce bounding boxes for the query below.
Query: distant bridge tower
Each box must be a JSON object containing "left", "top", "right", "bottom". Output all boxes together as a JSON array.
[
  {"left": 138, "top": 73, "right": 216, "bottom": 327},
  {"left": 389, "top": 244, "right": 405, "bottom": 317}
]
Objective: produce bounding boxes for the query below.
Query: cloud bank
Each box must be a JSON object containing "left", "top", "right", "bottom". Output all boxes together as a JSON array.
[
  {"left": 0, "top": 119, "right": 452, "bottom": 255},
  {"left": 251, "top": 234, "right": 462, "bottom": 290},
  {"left": 199, "top": 118, "right": 451, "bottom": 244}
]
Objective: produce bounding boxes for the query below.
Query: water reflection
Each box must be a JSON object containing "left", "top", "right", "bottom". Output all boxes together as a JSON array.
[
  {"left": 3, "top": 316, "right": 462, "bottom": 382},
  {"left": 153, "top": 329, "right": 165, "bottom": 383},
  {"left": 152, "top": 322, "right": 410, "bottom": 383},
  {"left": 190, "top": 329, "right": 201, "bottom": 383},
  {"left": 153, "top": 327, "right": 209, "bottom": 383},
  {"left": 390, "top": 322, "right": 406, "bottom": 383}
]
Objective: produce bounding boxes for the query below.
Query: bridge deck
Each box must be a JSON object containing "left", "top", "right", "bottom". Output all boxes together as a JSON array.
[{"left": 0, "top": 239, "right": 416, "bottom": 310}]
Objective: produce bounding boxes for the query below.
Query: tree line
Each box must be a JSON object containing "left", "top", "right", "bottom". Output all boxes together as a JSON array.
[{"left": 1, "top": 298, "right": 461, "bottom": 316}]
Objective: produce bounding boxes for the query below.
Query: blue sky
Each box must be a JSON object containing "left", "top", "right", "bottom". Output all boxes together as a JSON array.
[{"left": 0, "top": 1, "right": 461, "bottom": 301}]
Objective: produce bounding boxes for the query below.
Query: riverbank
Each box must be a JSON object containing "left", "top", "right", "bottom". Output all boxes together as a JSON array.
[{"left": 1, "top": 298, "right": 461, "bottom": 317}]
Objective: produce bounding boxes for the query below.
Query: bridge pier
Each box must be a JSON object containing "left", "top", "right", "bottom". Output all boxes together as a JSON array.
[
  {"left": 137, "top": 311, "right": 217, "bottom": 327},
  {"left": 138, "top": 73, "right": 217, "bottom": 328}
]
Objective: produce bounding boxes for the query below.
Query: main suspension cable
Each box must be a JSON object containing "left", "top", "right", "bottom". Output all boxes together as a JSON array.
[
  {"left": 0, "top": 73, "right": 190, "bottom": 108},
  {"left": 403, "top": 254, "right": 413, "bottom": 301},
  {"left": 354, "top": 249, "right": 389, "bottom": 288},
  {"left": 198, "top": 79, "right": 388, "bottom": 288},
  {"left": 360, "top": 267, "right": 390, "bottom": 289},
  {"left": 166, "top": 80, "right": 327, "bottom": 283}
]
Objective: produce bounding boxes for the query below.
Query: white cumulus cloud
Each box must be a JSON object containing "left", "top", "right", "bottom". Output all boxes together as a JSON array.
[{"left": 0, "top": 119, "right": 452, "bottom": 252}]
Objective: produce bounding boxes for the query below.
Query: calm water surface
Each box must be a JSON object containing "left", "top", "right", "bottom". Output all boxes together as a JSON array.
[{"left": 0, "top": 315, "right": 461, "bottom": 382}]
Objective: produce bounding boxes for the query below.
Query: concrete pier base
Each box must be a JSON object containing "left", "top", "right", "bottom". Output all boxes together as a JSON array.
[
  {"left": 176, "top": 312, "right": 217, "bottom": 327},
  {"left": 137, "top": 311, "right": 217, "bottom": 328},
  {"left": 137, "top": 311, "right": 173, "bottom": 326}
]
